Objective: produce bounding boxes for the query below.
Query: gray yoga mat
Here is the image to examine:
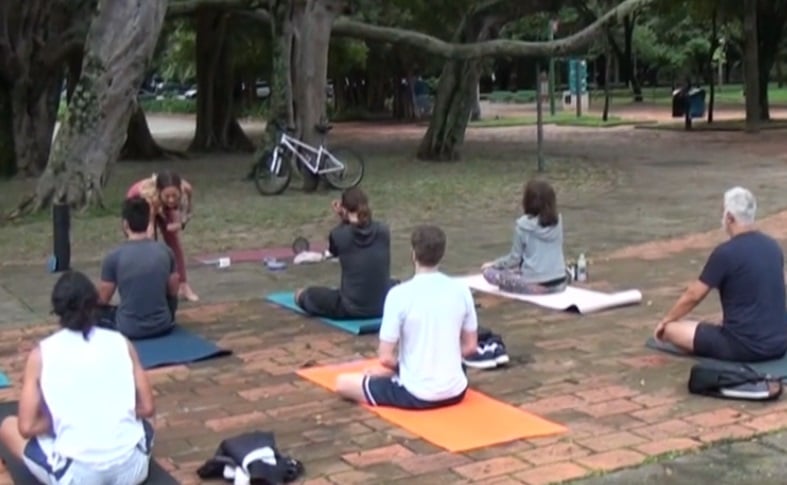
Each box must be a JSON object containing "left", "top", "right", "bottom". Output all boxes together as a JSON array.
[
  {"left": 646, "top": 337, "right": 787, "bottom": 380},
  {"left": 0, "top": 402, "right": 178, "bottom": 484}
]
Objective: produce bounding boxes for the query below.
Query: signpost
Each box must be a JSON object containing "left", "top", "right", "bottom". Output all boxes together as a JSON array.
[
  {"left": 548, "top": 19, "right": 559, "bottom": 116},
  {"left": 568, "top": 58, "right": 587, "bottom": 118},
  {"left": 536, "top": 68, "right": 546, "bottom": 172}
]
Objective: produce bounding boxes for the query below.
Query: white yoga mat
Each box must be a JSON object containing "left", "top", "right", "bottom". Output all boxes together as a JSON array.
[{"left": 457, "top": 274, "right": 642, "bottom": 314}]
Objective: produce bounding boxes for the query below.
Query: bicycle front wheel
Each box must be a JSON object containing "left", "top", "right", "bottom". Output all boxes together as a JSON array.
[
  {"left": 254, "top": 150, "right": 292, "bottom": 196},
  {"left": 323, "top": 146, "right": 365, "bottom": 190}
]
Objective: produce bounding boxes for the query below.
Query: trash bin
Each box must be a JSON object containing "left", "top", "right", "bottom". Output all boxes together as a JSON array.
[
  {"left": 687, "top": 88, "right": 706, "bottom": 118},
  {"left": 671, "top": 87, "right": 706, "bottom": 119},
  {"left": 671, "top": 88, "right": 686, "bottom": 118}
]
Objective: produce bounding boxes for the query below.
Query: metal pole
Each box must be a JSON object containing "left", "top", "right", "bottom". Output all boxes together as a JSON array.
[
  {"left": 548, "top": 21, "right": 556, "bottom": 116},
  {"left": 536, "top": 65, "right": 545, "bottom": 172},
  {"left": 575, "top": 60, "right": 583, "bottom": 118}
]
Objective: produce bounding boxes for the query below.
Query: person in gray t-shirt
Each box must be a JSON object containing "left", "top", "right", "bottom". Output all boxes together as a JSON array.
[{"left": 98, "top": 197, "right": 179, "bottom": 339}]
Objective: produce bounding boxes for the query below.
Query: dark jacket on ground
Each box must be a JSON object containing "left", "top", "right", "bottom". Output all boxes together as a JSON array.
[{"left": 196, "top": 431, "right": 303, "bottom": 484}]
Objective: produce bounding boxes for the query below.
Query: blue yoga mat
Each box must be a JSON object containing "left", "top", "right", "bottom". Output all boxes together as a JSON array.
[
  {"left": 646, "top": 337, "right": 787, "bottom": 380},
  {"left": 265, "top": 292, "right": 381, "bottom": 335},
  {"left": 133, "top": 325, "right": 231, "bottom": 369},
  {"left": 0, "top": 373, "right": 9, "bottom": 389}
]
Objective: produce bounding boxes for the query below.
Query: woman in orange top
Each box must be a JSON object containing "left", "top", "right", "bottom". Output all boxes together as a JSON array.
[{"left": 126, "top": 171, "right": 198, "bottom": 302}]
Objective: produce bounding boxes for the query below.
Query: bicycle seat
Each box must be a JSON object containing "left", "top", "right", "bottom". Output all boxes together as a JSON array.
[
  {"left": 273, "top": 120, "right": 296, "bottom": 133},
  {"left": 315, "top": 123, "right": 333, "bottom": 134}
]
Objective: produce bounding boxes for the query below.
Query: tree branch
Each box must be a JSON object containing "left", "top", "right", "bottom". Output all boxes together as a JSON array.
[
  {"left": 167, "top": 0, "right": 260, "bottom": 17},
  {"left": 40, "top": 24, "right": 89, "bottom": 67},
  {"left": 331, "top": 0, "right": 655, "bottom": 59},
  {"left": 226, "top": 0, "right": 651, "bottom": 60}
]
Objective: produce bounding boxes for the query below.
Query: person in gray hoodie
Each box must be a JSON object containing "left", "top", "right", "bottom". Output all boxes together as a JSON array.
[
  {"left": 296, "top": 188, "right": 395, "bottom": 319},
  {"left": 481, "top": 179, "right": 567, "bottom": 294}
]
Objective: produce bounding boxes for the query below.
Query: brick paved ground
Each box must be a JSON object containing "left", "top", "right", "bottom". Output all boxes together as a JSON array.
[
  {"left": 2, "top": 215, "right": 787, "bottom": 484},
  {"left": 3, "top": 123, "right": 787, "bottom": 484}
]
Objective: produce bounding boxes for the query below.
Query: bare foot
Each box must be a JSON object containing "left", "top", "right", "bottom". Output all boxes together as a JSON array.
[{"left": 179, "top": 284, "right": 199, "bottom": 302}]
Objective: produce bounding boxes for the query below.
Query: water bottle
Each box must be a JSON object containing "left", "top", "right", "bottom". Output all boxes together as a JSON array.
[{"left": 576, "top": 253, "right": 588, "bottom": 282}]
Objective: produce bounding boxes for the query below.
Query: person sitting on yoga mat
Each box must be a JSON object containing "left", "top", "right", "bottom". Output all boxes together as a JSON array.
[
  {"left": 295, "top": 187, "right": 395, "bottom": 319},
  {"left": 97, "top": 196, "right": 179, "bottom": 340},
  {"left": 654, "top": 186, "right": 787, "bottom": 362},
  {"left": 481, "top": 178, "right": 567, "bottom": 294},
  {"left": 0, "top": 271, "right": 156, "bottom": 484},
  {"left": 127, "top": 170, "right": 198, "bottom": 302},
  {"left": 335, "top": 225, "right": 479, "bottom": 409}
]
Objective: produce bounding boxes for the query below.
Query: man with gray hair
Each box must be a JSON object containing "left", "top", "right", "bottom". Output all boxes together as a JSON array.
[{"left": 654, "top": 186, "right": 787, "bottom": 362}]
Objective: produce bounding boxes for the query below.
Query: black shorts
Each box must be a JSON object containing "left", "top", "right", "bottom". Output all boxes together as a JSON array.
[
  {"left": 693, "top": 322, "right": 783, "bottom": 362},
  {"left": 297, "top": 287, "right": 355, "bottom": 319},
  {"left": 362, "top": 375, "right": 466, "bottom": 410}
]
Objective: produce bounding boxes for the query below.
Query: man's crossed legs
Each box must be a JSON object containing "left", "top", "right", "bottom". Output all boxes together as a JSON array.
[
  {"left": 336, "top": 370, "right": 465, "bottom": 410},
  {"left": 660, "top": 319, "right": 776, "bottom": 362}
]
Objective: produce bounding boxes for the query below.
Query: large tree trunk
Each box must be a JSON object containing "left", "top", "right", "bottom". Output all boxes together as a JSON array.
[
  {"left": 0, "top": 0, "right": 91, "bottom": 178},
  {"left": 621, "top": 15, "right": 643, "bottom": 102},
  {"left": 0, "top": 81, "right": 14, "bottom": 178},
  {"left": 190, "top": 7, "right": 253, "bottom": 152},
  {"left": 417, "top": 15, "right": 498, "bottom": 161},
  {"left": 20, "top": 0, "right": 167, "bottom": 213},
  {"left": 10, "top": 77, "right": 62, "bottom": 176},
  {"left": 706, "top": 8, "right": 718, "bottom": 124},
  {"left": 121, "top": 103, "right": 179, "bottom": 160},
  {"left": 743, "top": 0, "right": 761, "bottom": 133},
  {"left": 755, "top": 1, "right": 787, "bottom": 122},
  {"left": 263, "top": 0, "right": 343, "bottom": 192}
]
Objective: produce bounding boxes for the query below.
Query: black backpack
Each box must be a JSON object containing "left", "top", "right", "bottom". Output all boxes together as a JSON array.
[{"left": 688, "top": 362, "right": 783, "bottom": 401}]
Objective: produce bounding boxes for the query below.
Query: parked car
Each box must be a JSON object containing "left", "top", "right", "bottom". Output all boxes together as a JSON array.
[
  {"left": 255, "top": 81, "right": 271, "bottom": 99},
  {"left": 183, "top": 85, "right": 198, "bottom": 100}
]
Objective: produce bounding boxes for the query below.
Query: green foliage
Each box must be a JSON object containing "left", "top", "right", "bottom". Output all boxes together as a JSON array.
[
  {"left": 157, "top": 20, "right": 196, "bottom": 82},
  {"left": 485, "top": 90, "right": 536, "bottom": 103}
]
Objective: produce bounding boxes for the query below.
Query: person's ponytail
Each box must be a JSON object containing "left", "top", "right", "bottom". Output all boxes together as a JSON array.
[
  {"left": 51, "top": 271, "right": 98, "bottom": 341},
  {"left": 356, "top": 203, "right": 372, "bottom": 227},
  {"left": 340, "top": 187, "right": 372, "bottom": 227}
]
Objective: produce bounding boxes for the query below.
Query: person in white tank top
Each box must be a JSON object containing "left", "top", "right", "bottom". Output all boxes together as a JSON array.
[{"left": 0, "top": 271, "right": 156, "bottom": 484}]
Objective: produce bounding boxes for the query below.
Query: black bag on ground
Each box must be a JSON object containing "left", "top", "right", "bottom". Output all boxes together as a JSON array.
[
  {"left": 688, "top": 362, "right": 782, "bottom": 401},
  {"left": 196, "top": 431, "right": 304, "bottom": 484}
]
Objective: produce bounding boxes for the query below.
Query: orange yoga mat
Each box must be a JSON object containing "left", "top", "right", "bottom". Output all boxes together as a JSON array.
[{"left": 296, "top": 359, "right": 567, "bottom": 452}]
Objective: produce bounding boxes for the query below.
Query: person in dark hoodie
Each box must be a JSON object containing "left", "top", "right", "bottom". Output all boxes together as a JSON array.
[
  {"left": 481, "top": 179, "right": 567, "bottom": 294},
  {"left": 295, "top": 187, "right": 394, "bottom": 319}
]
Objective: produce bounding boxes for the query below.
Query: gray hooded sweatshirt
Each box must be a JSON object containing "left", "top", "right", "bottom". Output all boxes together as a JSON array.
[{"left": 492, "top": 214, "right": 566, "bottom": 283}]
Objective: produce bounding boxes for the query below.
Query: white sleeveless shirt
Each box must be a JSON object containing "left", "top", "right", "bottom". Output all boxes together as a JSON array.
[{"left": 39, "top": 327, "right": 144, "bottom": 466}]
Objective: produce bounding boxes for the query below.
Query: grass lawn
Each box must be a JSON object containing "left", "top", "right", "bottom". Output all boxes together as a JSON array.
[
  {"left": 470, "top": 112, "right": 648, "bottom": 129},
  {"left": 0, "top": 135, "right": 618, "bottom": 265},
  {"left": 637, "top": 118, "right": 787, "bottom": 132},
  {"left": 590, "top": 83, "right": 787, "bottom": 106}
]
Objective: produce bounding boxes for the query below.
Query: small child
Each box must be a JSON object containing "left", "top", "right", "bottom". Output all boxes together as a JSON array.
[{"left": 481, "top": 179, "right": 567, "bottom": 294}]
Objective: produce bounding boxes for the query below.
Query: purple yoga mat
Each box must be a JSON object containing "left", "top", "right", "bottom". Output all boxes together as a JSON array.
[{"left": 195, "top": 242, "right": 328, "bottom": 264}]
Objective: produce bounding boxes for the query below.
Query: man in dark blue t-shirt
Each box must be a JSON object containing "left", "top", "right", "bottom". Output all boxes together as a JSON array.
[
  {"left": 97, "top": 197, "right": 179, "bottom": 339},
  {"left": 654, "top": 187, "right": 787, "bottom": 362}
]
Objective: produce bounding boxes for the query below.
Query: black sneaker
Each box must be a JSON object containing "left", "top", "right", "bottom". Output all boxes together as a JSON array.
[
  {"left": 491, "top": 341, "right": 510, "bottom": 366},
  {"left": 464, "top": 343, "right": 500, "bottom": 370}
]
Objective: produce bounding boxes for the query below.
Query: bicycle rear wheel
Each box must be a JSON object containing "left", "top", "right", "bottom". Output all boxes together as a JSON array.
[
  {"left": 323, "top": 146, "right": 365, "bottom": 190},
  {"left": 254, "top": 150, "right": 292, "bottom": 196}
]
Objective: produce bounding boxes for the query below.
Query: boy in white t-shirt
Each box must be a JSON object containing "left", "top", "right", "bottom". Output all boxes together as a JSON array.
[{"left": 336, "top": 225, "right": 479, "bottom": 409}]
